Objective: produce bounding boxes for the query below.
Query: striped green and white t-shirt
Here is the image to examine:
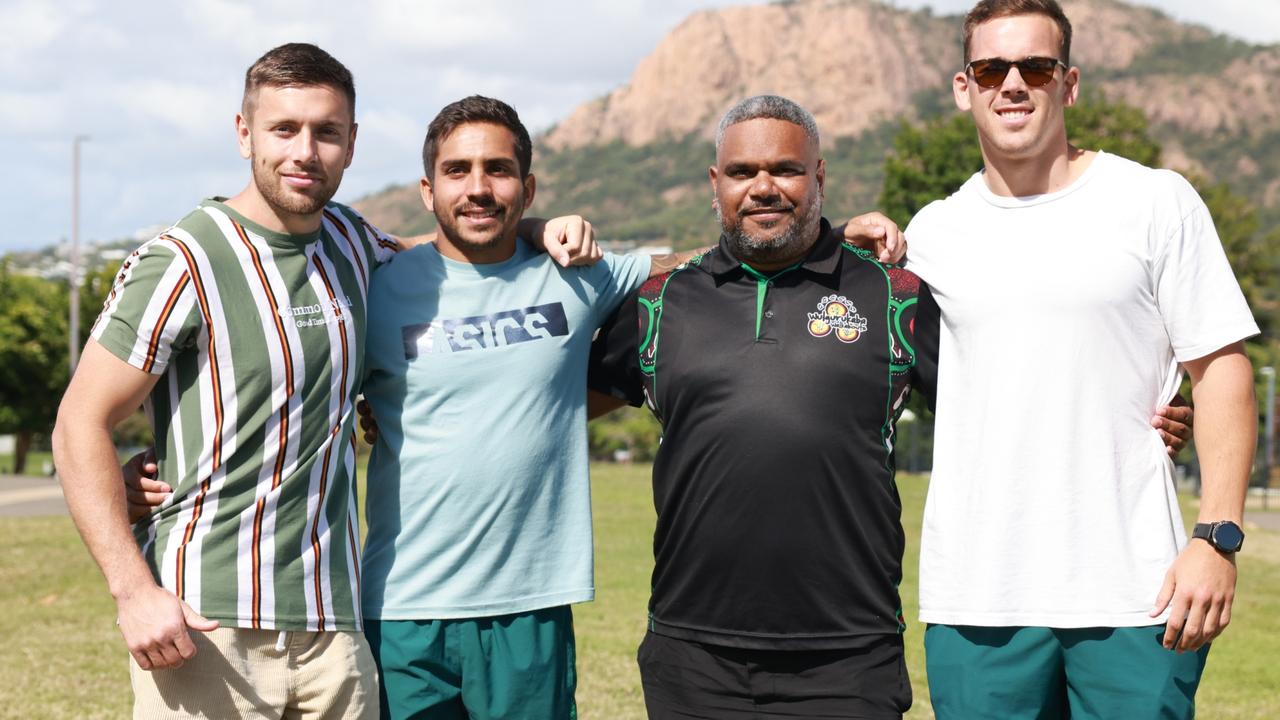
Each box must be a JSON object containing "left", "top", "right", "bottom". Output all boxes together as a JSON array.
[{"left": 92, "top": 198, "right": 398, "bottom": 632}]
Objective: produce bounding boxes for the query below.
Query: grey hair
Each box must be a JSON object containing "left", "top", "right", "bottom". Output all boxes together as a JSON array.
[{"left": 715, "top": 95, "right": 820, "bottom": 151}]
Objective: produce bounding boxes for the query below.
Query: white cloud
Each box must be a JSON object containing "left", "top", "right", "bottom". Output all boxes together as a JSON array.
[
  {"left": 0, "top": 0, "right": 88, "bottom": 67},
  {"left": 0, "top": 90, "right": 69, "bottom": 135},
  {"left": 112, "top": 80, "right": 233, "bottom": 137}
]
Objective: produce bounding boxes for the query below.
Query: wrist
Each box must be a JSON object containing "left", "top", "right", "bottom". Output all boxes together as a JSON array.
[
  {"left": 108, "top": 568, "right": 159, "bottom": 602},
  {"left": 1191, "top": 520, "right": 1245, "bottom": 554}
]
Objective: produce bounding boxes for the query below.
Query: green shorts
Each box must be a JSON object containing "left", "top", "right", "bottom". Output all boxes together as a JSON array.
[
  {"left": 925, "top": 624, "right": 1209, "bottom": 720},
  {"left": 365, "top": 606, "right": 577, "bottom": 720}
]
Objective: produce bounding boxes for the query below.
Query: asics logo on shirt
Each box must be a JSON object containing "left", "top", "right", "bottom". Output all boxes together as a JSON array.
[{"left": 402, "top": 302, "right": 570, "bottom": 358}]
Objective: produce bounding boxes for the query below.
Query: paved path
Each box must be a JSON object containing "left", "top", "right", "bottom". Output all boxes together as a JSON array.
[
  {"left": 0, "top": 474, "right": 68, "bottom": 517},
  {"left": 1246, "top": 509, "right": 1280, "bottom": 532},
  {"left": 5, "top": 472, "right": 1280, "bottom": 531}
]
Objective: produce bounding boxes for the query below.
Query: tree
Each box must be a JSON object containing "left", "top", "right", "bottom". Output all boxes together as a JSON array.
[
  {"left": 879, "top": 113, "right": 983, "bottom": 229},
  {"left": 0, "top": 263, "right": 70, "bottom": 473},
  {"left": 588, "top": 406, "right": 662, "bottom": 462},
  {"left": 1063, "top": 91, "right": 1162, "bottom": 168}
]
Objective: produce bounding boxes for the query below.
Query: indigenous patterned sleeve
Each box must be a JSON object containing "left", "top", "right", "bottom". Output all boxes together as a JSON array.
[
  {"left": 910, "top": 283, "right": 940, "bottom": 412},
  {"left": 90, "top": 236, "right": 202, "bottom": 374},
  {"left": 587, "top": 285, "right": 648, "bottom": 408}
]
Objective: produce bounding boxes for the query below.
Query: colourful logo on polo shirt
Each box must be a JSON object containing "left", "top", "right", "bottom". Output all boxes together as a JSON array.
[{"left": 807, "top": 294, "right": 867, "bottom": 344}]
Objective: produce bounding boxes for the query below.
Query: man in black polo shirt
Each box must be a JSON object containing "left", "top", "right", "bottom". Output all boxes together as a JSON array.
[{"left": 588, "top": 95, "right": 940, "bottom": 718}]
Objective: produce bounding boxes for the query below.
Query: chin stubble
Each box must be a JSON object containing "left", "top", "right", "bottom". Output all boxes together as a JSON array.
[{"left": 718, "top": 200, "right": 822, "bottom": 266}]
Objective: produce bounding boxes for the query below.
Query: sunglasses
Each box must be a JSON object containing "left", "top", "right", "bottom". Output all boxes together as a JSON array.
[{"left": 965, "top": 56, "right": 1067, "bottom": 88}]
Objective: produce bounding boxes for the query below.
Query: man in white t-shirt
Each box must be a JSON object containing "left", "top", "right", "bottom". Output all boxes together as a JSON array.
[{"left": 904, "top": 0, "right": 1259, "bottom": 717}]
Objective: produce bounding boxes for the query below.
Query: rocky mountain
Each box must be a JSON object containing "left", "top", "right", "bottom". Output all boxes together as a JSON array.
[{"left": 354, "top": 0, "right": 1280, "bottom": 248}]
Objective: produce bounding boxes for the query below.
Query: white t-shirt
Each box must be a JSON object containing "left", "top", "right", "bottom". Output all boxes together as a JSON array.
[{"left": 905, "top": 151, "right": 1258, "bottom": 627}]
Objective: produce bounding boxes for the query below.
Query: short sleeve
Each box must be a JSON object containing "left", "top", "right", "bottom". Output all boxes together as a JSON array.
[
  {"left": 90, "top": 238, "right": 202, "bottom": 374},
  {"left": 1152, "top": 174, "right": 1259, "bottom": 362},
  {"left": 588, "top": 252, "right": 652, "bottom": 327},
  {"left": 587, "top": 288, "right": 646, "bottom": 407},
  {"left": 324, "top": 204, "right": 402, "bottom": 267},
  {"left": 358, "top": 215, "right": 403, "bottom": 266}
]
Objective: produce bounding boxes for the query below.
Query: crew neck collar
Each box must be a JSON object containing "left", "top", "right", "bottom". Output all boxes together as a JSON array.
[
  {"left": 202, "top": 198, "right": 325, "bottom": 248},
  {"left": 422, "top": 237, "right": 535, "bottom": 277},
  {"left": 972, "top": 151, "right": 1109, "bottom": 208}
]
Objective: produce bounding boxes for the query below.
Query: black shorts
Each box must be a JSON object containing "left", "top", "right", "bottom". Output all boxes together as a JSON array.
[{"left": 637, "top": 631, "right": 911, "bottom": 719}]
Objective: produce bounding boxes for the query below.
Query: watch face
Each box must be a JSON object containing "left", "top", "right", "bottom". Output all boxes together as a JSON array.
[{"left": 1212, "top": 522, "right": 1245, "bottom": 552}]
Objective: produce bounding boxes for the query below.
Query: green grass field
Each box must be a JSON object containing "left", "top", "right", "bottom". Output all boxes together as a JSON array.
[{"left": 3, "top": 465, "right": 1279, "bottom": 718}]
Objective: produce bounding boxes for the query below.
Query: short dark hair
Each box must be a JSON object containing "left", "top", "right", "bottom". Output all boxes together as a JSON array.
[
  {"left": 422, "top": 96, "right": 533, "bottom": 179},
  {"left": 963, "top": 0, "right": 1073, "bottom": 66},
  {"left": 716, "top": 95, "right": 820, "bottom": 152},
  {"left": 243, "top": 43, "right": 356, "bottom": 119}
]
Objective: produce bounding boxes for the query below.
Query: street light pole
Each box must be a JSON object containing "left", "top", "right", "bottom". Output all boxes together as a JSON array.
[{"left": 70, "top": 135, "right": 89, "bottom": 374}]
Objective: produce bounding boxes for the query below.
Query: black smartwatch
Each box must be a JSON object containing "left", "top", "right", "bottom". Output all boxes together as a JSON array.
[{"left": 1191, "top": 521, "right": 1245, "bottom": 554}]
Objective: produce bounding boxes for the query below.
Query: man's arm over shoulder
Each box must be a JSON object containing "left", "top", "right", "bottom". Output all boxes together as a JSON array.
[
  {"left": 586, "top": 244, "right": 712, "bottom": 317},
  {"left": 588, "top": 286, "right": 649, "bottom": 410},
  {"left": 909, "top": 281, "right": 940, "bottom": 413}
]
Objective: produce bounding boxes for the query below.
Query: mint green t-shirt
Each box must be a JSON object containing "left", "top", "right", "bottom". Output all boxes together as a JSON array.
[{"left": 360, "top": 240, "right": 650, "bottom": 619}]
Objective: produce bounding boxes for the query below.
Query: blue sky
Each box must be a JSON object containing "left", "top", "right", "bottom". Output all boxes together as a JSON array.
[{"left": 3, "top": 0, "right": 1277, "bottom": 253}]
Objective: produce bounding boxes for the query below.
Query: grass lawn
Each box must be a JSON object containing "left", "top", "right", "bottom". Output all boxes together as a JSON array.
[{"left": 3, "top": 464, "right": 1278, "bottom": 718}]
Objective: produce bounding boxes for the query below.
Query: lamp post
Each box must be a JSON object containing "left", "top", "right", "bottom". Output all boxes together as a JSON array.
[{"left": 69, "top": 135, "right": 89, "bottom": 374}]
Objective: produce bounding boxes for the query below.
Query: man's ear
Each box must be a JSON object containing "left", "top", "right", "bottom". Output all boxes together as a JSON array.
[
  {"left": 420, "top": 176, "right": 435, "bottom": 213},
  {"left": 344, "top": 122, "right": 358, "bottom": 169},
  {"left": 816, "top": 157, "right": 826, "bottom": 199},
  {"left": 952, "top": 71, "right": 973, "bottom": 112},
  {"left": 1062, "top": 66, "right": 1081, "bottom": 108},
  {"left": 235, "top": 112, "right": 252, "bottom": 160},
  {"left": 522, "top": 173, "right": 536, "bottom": 211}
]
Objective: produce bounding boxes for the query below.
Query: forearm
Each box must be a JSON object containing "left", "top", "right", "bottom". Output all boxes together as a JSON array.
[
  {"left": 588, "top": 390, "right": 628, "bottom": 420},
  {"left": 648, "top": 246, "right": 712, "bottom": 276},
  {"left": 53, "top": 417, "right": 158, "bottom": 599},
  {"left": 1189, "top": 351, "right": 1256, "bottom": 524}
]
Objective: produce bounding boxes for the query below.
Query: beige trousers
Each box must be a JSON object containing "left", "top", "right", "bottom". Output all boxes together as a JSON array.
[{"left": 129, "top": 627, "right": 379, "bottom": 719}]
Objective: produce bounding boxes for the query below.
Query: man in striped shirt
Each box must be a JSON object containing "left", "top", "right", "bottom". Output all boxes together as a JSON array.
[{"left": 53, "top": 44, "right": 596, "bottom": 720}]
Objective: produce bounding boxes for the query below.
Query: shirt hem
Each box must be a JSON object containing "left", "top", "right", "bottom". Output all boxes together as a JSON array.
[
  {"left": 919, "top": 609, "right": 1170, "bottom": 628},
  {"left": 365, "top": 588, "right": 594, "bottom": 620},
  {"left": 651, "top": 618, "right": 901, "bottom": 651},
  {"left": 200, "top": 614, "right": 363, "bottom": 632},
  {"left": 1173, "top": 324, "right": 1261, "bottom": 363}
]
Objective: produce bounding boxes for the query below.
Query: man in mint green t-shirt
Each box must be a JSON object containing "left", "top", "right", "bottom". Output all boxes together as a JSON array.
[{"left": 359, "top": 96, "right": 682, "bottom": 720}]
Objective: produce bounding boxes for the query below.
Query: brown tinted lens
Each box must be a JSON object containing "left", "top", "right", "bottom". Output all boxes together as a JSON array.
[
  {"left": 970, "top": 59, "right": 1010, "bottom": 88},
  {"left": 1018, "top": 58, "right": 1059, "bottom": 86}
]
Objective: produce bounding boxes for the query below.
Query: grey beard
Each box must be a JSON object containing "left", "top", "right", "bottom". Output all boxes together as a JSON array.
[{"left": 718, "top": 202, "right": 822, "bottom": 266}]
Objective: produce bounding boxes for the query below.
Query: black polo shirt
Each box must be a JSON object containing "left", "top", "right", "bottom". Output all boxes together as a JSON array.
[{"left": 588, "top": 218, "right": 940, "bottom": 650}]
